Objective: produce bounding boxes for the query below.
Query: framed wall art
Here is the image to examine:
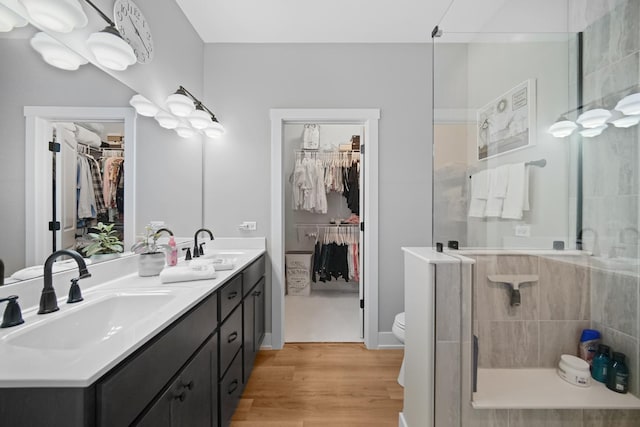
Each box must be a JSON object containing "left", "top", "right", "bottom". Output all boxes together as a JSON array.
[{"left": 477, "top": 79, "right": 536, "bottom": 160}]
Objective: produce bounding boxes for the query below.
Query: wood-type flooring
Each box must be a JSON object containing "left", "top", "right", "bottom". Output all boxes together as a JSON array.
[{"left": 231, "top": 343, "right": 404, "bottom": 427}]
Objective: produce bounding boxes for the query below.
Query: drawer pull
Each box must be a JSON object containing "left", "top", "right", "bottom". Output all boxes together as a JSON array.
[
  {"left": 227, "top": 291, "right": 238, "bottom": 300},
  {"left": 227, "top": 331, "right": 238, "bottom": 343},
  {"left": 253, "top": 291, "right": 262, "bottom": 297},
  {"left": 228, "top": 379, "right": 239, "bottom": 395},
  {"left": 173, "top": 391, "right": 186, "bottom": 402},
  {"left": 181, "top": 380, "right": 194, "bottom": 390}
]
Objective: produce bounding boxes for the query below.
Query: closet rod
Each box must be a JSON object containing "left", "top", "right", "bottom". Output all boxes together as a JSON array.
[{"left": 295, "top": 223, "right": 359, "bottom": 227}]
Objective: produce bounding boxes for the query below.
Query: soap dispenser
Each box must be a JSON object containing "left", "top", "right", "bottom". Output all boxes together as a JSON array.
[{"left": 167, "top": 236, "right": 178, "bottom": 266}]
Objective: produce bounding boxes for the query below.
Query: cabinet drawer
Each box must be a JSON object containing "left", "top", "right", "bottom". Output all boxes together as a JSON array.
[
  {"left": 219, "top": 351, "right": 243, "bottom": 427},
  {"left": 242, "top": 255, "right": 265, "bottom": 297},
  {"left": 97, "top": 293, "right": 217, "bottom": 427},
  {"left": 219, "top": 305, "right": 242, "bottom": 378},
  {"left": 220, "top": 275, "right": 242, "bottom": 322}
]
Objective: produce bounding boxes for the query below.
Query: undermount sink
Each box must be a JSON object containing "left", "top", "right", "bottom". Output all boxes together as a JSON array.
[{"left": 3, "top": 292, "right": 176, "bottom": 351}]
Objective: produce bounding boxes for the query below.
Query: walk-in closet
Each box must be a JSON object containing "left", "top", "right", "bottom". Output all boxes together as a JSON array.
[
  {"left": 283, "top": 123, "right": 364, "bottom": 342},
  {"left": 52, "top": 120, "right": 125, "bottom": 254}
]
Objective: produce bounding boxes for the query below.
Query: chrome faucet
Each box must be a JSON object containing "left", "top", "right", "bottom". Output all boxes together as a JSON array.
[
  {"left": 39, "top": 250, "right": 91, "bottom": 314},
  {"left": 193, "top": 228, "right": 215, "bottom": 258}
]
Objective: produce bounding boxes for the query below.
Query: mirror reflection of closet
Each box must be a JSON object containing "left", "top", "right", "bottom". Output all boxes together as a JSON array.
[{"left": 52, "top": 120, "right": 125, "bottom": 255}]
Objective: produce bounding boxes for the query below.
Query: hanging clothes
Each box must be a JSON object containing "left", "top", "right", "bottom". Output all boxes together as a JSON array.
[
  {"left": 102, "top": 157, "right": 124, "bottom": 209},
  {"left": 85, "top": 155, "right": 107, "bottom": 216},
  {"left": 311, "top": 226, "right": 359, "bottom": 284},
  {"left": 77, "top": 155, "right": 96, "bottom": 219}
]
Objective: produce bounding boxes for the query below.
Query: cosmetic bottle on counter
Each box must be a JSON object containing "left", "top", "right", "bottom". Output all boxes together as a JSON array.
[
  {"left": 591, "top": 344, "right": 611, "bottom": 383},
  {"left": 606, "top": 352, "right": 629, "bottom": 394},
  {"left": 167, "top": 236, "right": 178, "bottom": 267}
]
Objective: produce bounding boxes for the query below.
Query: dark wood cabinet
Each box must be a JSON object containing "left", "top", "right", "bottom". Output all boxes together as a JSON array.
[{"left": 0, "top": 254, "right": 265, "bottom": 427}]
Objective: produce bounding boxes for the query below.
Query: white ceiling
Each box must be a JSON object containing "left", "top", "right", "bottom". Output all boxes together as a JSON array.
[{"left": 174, "top": 0, "right": 455, "bottom": 43}]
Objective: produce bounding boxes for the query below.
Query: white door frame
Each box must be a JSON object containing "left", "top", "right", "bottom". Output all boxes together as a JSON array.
[
  {"left": 24, "top": 106, "right": 136, "bottom": 265},
  {"left": 270, "top": 108, "right": 380, "bottom": 350}
]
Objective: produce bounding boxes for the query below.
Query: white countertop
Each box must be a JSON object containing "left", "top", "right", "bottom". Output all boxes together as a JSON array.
[
  {"left": 0, "top": 244, "right": 265, "bottom": 388},
  {"left": 473, "top": 368, "right": 640, "bottom": 409}
]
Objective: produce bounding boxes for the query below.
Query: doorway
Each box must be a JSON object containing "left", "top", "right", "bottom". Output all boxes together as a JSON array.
[{"left": 270, "top": 109, "right": 380, "bottom": 350}]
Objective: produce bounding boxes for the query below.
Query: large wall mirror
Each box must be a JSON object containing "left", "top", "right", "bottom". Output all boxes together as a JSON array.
[{"left": 1, "top": 23, "right": 137, "bottom": 283}]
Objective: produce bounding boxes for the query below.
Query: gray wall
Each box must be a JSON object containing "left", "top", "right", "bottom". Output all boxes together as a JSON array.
[{"left": 202, "top": 43, "right": 432, "bottom": 333}]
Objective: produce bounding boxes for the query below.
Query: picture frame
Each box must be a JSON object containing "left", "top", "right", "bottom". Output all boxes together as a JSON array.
[{"left": 477, "top": 79, "right": 536, "bottom": 161}]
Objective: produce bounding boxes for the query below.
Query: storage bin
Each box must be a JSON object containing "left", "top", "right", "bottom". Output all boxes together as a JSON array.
[{"left": 285, "top": 251, "right": 313, "bottom": 296}]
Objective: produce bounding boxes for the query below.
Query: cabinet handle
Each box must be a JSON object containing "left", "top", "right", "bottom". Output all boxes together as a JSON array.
[
  {"left": 173, "top": 391, "right": 186, "bottom": 402},
  {"left": 228, "top": 379, "right": 239, "bottom": 395},
  {"left": 227, "top": 331, "right": 238, "bottom": 343},
  {"left": 227, "top": 291, "right": 238, "bottom": 300},
  {"left": 181, "top": 380, "right": 194, "bottom": 390},
  {"left": 253, "top": 291, "right": 262, "bottom": 297}
]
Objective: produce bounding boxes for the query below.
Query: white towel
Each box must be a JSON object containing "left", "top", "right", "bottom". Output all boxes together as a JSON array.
[
  {"left": 501, "top": 163, "right": 529, "bottom": 219},
  {"left": 485, "top": 165, "right": 509, "bottom": 217},
  {"left": 468, "top": 169, "right": 490, "bottom": 218},
  {"left": 159, "top": 265, "right": 217, "bottom": 284}
]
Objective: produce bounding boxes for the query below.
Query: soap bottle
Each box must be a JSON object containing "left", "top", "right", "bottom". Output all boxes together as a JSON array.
[
  {"left": 591, "top": 344, "right": 611, "bottom": 383},
  {"left": 167, "top": 236, "right": 178, "bottom": 267},
  {"left": 606, "top": 352, "right": 629, "bottom": 394},
  {"left": 578, "top": 329, "right": 601, "bottom": 366}
]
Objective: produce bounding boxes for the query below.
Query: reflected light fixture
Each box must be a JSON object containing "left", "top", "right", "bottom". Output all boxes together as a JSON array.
[
  {"left": 30, "top": 32, "right": 88, "bottom": 70},
  {"left": 0, "top": 3, "right": 28, "bottom": 32},
  {"left": 154, "top": 111, "right": 180, "bottom": 129},
  {"left": 166, "top": 87, "right": 195, "bottom": 117},
  {"left": 175, "top": 124, "right": 196, "bottom": 138},
  {"left": 576, "top": 108, "right": 612, "bottom": 129},
  {"left": 204, "top": 119, "right": 225, "bottom": 139},
  {"left": 129, "top": 94, "right": 159, "bottom": 117},
  {"left": 188, "top": 104, "right": 213, "bottom": 129},
  {"left": 611, "top": 114, "right": 640, "bottom": 129},
  {"left": 548, "top": 120, "right": 577, "bottom": 138},
  {"left": 81, "top": 0, "right": 135, "bottom": 71},
  {"left": 19, "top": 0, "right": 88, "bottom": 33},
  {"left": 579, "top": 125, "right": 607, "bottom": 138},
  {"left": 615, "top": 93, "right": 640, "bottom": 116}
]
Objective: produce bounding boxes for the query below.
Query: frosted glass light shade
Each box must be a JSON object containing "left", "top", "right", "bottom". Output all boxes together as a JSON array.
[
  {"left": 0, "top": 4, "right": 28, "bottom": 32},
  {"left": 548, "top": 120, "right": 577, "bottom": 138},
  {"left": 129, "top": 94, "right": 159, "bottom": 117},
  {"left": 204, "top": 121, "right": 225, "bottom": 139},
  {"left": 19, "top": 0, "right": 87, "bottom": 33},
  {"left": 154, "top": 111, "right": 180, "bottom": 129},
  {"left": 188, "top": 108, "right": 212, "bottom": 129},
  {"left": 30, "top": 32, "right": 88, "bottom": 70},
  {"left": 166, "top": 92, "right": 195, "bottom": 117},
  {"left": 576, "top": 109, "right": 612, "bottom": 129},
  {"left": 611, "top": 114, "right": 640, "bottom": 128},
  {"left": 579, "top": 125, "right": 607, "bottom": 138},
  {"left": 175, "top": 125, "right": 196, "bottom": 138},
  {"left": 615, "top": 93, "right": 640, "bottom": 116},
  {"left": 86, "top": 27, "right": 136, "bottom": 71}
]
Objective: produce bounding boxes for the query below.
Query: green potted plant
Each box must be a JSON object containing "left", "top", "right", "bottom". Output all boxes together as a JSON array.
[
  {"left": 83, "top": 222, "right": 124, "bottom": 261},
  {"left": 131, "top": 225, "right": 173, "bottom": 276}
]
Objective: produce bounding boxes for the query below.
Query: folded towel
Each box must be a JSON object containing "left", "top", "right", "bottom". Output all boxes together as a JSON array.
[
  {"left": 468, "top": 169, "right": 490, "bottom": 218},
  {"left": 159, "top": 265, "right": 217, "bottom": 284},
  {"left": 485, "top": 165, "right": 509, "bottom": 217},
  {"left": 501, "top": 163, "right": 529, "bottom": 220}
]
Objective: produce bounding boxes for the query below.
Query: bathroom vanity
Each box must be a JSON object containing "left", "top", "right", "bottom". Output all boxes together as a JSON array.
[{"left": 0, "top": 244, "right": 265, "bottom": 427}]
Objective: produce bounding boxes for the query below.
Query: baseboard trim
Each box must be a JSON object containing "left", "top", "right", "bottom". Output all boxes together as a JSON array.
[
  {"left": 378, "top": 331, "right": 404, "bottom": 349},
  {"left": 399, "top": 412, "right": 408, "bottom": 427},
  {"left": 260, "top": 333, "right": 273, "bottom": 350}
]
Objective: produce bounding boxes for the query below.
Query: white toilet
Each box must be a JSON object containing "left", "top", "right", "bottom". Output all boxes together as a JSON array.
[{"left": 392, "top": 312, "right": 406, "bottom": 387}]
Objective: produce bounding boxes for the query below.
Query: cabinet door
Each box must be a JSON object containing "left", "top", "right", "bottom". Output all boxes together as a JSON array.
[
  {"left": 254, "top": 278, "right": 265, "bottom": 348},
  {"left": 243, "top": 292, "right": 255, "bottom": 384},
  {"left": 135, "top": 336, "right": 215, "bottom": 427}
]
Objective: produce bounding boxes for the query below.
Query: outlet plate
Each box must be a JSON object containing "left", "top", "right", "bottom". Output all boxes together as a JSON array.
[
  {"left": 239, "top": 221, "right": 257, "bottom": 231},
  {"left": 515, "top": 224, "right": 531, "bottom": 237}
]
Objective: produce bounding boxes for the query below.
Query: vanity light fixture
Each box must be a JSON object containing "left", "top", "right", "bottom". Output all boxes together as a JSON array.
[
  {"left": 548, "top": 119, "right": 578, "bottom": 138},
  {"left": 614, "top": 92, "right": 640, "bottom": 116},
  {"left": 165, "top": 86, "right": 226, "bottom": 138},
  {"left": 204, "top": 119, "right": 225, "bottom": 139},
  {"left": 579, "top": 125, "right": 607, "bottom": 138},
  {"left": 165, "top": 87, "right": 196, "bottom": 117},
  {"left": 0, "top": 3, "right": 28, "bottom": 32},
  {"left": 611, "top": 114, "right": 640, "bottom": 129},
  {"left": 154, "top": 111, "right": 180, "bottom": 129},
  {"left": 83, "top": 0, "right": 135, "bottom": 71},
  {"left": 175, "top": 124, "right": 196, "bottom": 139},
  {"left": 129, "top": 94, "right": 159, "bottom": 117},
  {"left": 30, "top": 31, "right": 88, "bottom": 71},
  {"left": 19, "top": 0, "right": 88, "bottom": 33},
  {"left": 576, "top": 108, "right": 612, "bottom": 129},
  {"left": 188, "top": 104, "right": 214, "bottom": 129}
]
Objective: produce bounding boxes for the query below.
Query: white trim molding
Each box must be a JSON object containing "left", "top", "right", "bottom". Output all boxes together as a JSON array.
[
  {"left": 24, "top": 106, "right": 136, "bottom": 265},
  {"left": 378, "top": 332, "right": 404, "bottom": 349},
  {"left": 270, "top": 108, "right": 380, "bottom": 350}
]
